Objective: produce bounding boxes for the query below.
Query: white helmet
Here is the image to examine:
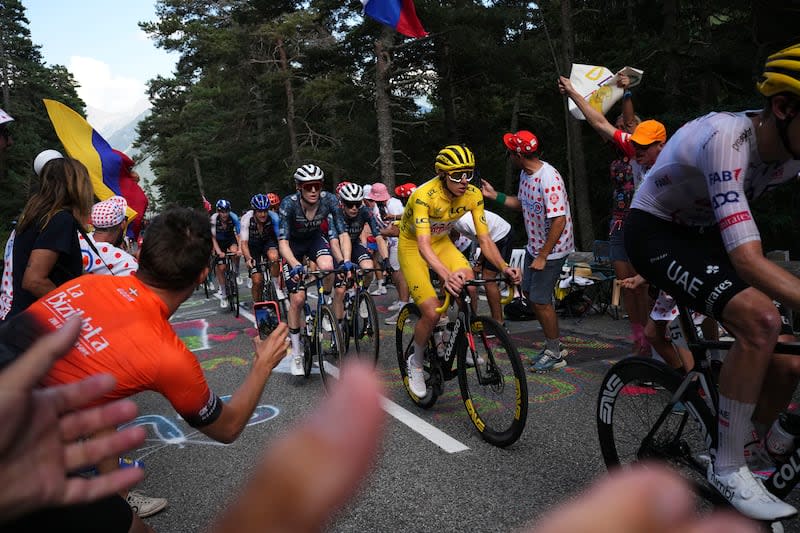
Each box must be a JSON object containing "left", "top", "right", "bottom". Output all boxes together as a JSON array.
[
  {"left": 294, "top": 164, "right": 324, "bottom": 182},
  {"left": 339, "top": 183, "right": 364, "bottom": 202},
  {"left": 33, "top": 149, "right": 64, "bottom": 177}
]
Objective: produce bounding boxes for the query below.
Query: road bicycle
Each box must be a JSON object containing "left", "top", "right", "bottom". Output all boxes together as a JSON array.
[
  {"left": 395, "top": 278, "right": 528, "bottom": 447},
  {"left": 251, "top": 257, "right": 288, "bottom": 319},
  {"left": 596, "top": 302, "right": 800, "bottom": 523},
  {"left": 341, "top": 267, "right": 380, "bottom": 365},
  {"left": 222, "top": 252, "right": 240, "bottom": 317},
  {"left": 290, "top": 268, "right": 345, "bottom": 390}
]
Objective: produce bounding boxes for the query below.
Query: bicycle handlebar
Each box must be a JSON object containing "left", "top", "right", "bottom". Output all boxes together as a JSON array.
[{"left": 435, "top": 278, "right": 518, "bottom": 314}]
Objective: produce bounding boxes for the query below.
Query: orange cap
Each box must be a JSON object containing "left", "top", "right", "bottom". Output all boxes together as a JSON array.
[{"left": 630, "top": 120, "right": 667, "bottom": 145}]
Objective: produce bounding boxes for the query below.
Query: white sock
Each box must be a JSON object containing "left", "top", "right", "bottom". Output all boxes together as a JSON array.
[
  {"left": 410, "top": 341, "right": 425, "bottom": 367},
  {"left": 715, "top": 395, "right": 756, "bottom": 475},
  {"left": 290, "top": 331, "right": 301, "bottom": 357}
]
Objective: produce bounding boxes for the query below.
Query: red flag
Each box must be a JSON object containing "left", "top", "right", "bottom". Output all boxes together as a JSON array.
[
  {"left": 113, "top": 149, "right": 148, "bottom": 240},
  {"left": 202, "top": 195, "right": 212, "bottom": 213},
  {"left": 361, "top": 0, "right": 428, "bottom": 38}
]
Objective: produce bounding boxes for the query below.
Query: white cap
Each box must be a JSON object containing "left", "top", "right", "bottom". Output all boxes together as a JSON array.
[
  {"left": 0, "top": 108, "right": 13, "bottom": 126},
  {"left": 33, "top": 149, "right": 64, "bottom": 176},
  {"left": 363, "top": 184, "right": 372, "bottom": 198}
]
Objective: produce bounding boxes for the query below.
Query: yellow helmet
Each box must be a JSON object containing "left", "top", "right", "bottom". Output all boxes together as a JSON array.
[
  {"left": 435, "top": 145, "right": 475, "bottom": 173},
  {"left": 757, "top": 43, "right": 800, "bottom": 97}
]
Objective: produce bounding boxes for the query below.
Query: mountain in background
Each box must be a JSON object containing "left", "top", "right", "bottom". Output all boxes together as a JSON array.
[{"left": 97, "top": 107, "right": 160, "bottom": 209}]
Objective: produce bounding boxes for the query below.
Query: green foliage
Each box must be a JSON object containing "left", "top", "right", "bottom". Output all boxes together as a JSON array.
[
  {"left": 0, "top": 0, "right": 85, "bottom": 234},
  {"left": 132, "top": 0, "right": 799, "bottom": 252}
]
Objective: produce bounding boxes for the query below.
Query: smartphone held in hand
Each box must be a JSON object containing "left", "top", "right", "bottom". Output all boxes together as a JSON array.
[{"left": 254, "top": 301, "right": 281, "bottom": 340}]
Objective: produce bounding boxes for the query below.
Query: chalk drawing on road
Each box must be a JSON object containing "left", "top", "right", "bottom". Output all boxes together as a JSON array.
[
  {"left": 201, "top": 356, "right": 249, "bottom": 371},
  {"left": 171, "top": 319, "right": 210, "bottom": 352},
  {"left": 120, "top": 395, "right": 280, "bottom": 460}
]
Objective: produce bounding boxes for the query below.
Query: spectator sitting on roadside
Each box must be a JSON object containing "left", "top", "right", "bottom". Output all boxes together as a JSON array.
[{"left": 0, "top": 206, "right": 290, "bottom": 533}]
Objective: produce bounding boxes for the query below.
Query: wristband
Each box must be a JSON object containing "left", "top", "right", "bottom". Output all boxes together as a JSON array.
[{"left": 495, "top": 192, "right": 506, "bottom": 205}]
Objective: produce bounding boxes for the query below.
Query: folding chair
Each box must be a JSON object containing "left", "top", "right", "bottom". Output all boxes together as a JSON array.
[{"left": 587, "top": 240, "right": 619, "bottom": 319}]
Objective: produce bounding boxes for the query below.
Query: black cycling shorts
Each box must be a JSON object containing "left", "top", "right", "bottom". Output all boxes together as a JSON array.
[{"left": 624, "top": 209, "right": 749, "bottom": 320}]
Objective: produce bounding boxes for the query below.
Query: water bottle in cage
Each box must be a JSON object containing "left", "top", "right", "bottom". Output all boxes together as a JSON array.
[{"left": 766, "top": 411, "right": 800, "bottom": 461}]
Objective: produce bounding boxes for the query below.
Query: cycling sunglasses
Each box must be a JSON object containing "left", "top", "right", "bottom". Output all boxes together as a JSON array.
[
  {"left": 343, "top": 201, "right": 361, "bottom": 209},
  {"left": 299, "top": 181, "right": 323, "bottom": 192},
  {"left": 446, "top": 170, "right": 474, "bottom": 183}
]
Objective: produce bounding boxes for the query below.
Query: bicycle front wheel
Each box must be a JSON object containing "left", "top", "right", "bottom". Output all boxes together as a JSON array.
[
  {"left": 353, "top": 292, "right": 379, "bottom": 365},
  {"left": 317, "top": 305, "right": 344, "bottom": 390},
  {"left": 457, "top": 317, "right": 528, "bottom": 447},
  {"left": 597, "top": 357, "right": 713, "bottom": 483},
  {"left": 225, "top": 271, "right": 238, "bottom": 316}
]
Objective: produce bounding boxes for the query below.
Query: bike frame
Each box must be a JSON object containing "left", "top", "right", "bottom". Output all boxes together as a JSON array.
[{"left": 649, "top": 304, "right": 800, "bottom": 499}]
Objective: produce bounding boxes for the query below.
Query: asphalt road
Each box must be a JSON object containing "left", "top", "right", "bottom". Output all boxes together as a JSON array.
[{"left": 125, "top": 282, "right": 800, "bottom": 532}]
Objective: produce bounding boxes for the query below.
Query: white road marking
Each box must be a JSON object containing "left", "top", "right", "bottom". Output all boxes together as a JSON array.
[
  {"left": 213, "top": 294, "right": 469, "bottom": 453},
  {"left": 381, "top": 397, "right": 470, "bottom": 453}
]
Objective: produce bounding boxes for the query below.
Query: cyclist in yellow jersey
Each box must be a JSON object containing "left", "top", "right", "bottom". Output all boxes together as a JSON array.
[{"left": 398, "top": 145, "right": 521, "bottom": 398}]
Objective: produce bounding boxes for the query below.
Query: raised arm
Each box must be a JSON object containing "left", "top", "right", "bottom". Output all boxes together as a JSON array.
[{"left": 558, "top": 76, "right": 619, "bottom": 142}]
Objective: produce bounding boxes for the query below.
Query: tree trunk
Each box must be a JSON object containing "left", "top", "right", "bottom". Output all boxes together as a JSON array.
[
  {"left": 434, "top": 34, "right": 458, "bottom": 140},
  {"left": 374, "top": 27, "right": 396, "bottom": 189},
  {"left": 505, "top": 90, "right": 520, "bottom": 193},
  {"left": 662, "top": 0, "right": 681, "bottom": 110},
  {"left": 559, "top": 0, "right": 593, "bottom": 250},
  {"left": 193, "top": 155, "right": 205, "bottom": 198},
  {"left": 276, "top": 37, "right": 299, "bottom": 166},
  {"left": 0, "top": 38, "right": 9, "bottom": 110}
]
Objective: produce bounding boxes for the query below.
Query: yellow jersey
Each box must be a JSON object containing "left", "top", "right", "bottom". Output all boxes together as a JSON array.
[{"left": 398, "top": 178, "right": 489, "bottom": 241}]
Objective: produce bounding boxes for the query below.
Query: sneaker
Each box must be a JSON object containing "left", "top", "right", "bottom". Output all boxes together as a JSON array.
[
  {"left": 127, "top": 490, "right": 168, "bottom": 518},
  {"left": 358, "top": 300, "right": 370, "bottom": 318},
  {"left": 532, "top": 349, "right": 567, "bottom": 373},
  {"left": 707, "top": 464, "right": 797, "bottom": 520},
  {"left": 370, "top": 285, "right": 387, "bottom": 296},
  {"left": 275, "top": 287, "right": 286, "bottom": 300},
  {"left": 247, "top": 277, "right": 253, "bottom": 289},
  {"left": 529, "top": 346, "right": 566, "bottom": 366},
  {"left": 384, "top": 311, "right": 400, "bottom": 325},
  {"left": 220, "top": 297, "right": 228, "bottom": 309},
  {"left": 215, "top": 288, "right": 224, "bottom": 299},
  {"left": 291, "top": 354, "right": 304, "bottom": 376},
  {"left": 387, "top": 300, "right": 404, "bottom": 312},
  {"left": 407, "top": 355, "right": 427, "bottom": 397}
]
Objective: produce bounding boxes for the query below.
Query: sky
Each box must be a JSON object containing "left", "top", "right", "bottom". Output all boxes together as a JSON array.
[{"left": 23, "top": 0, "right": 178, "bottom": 122}]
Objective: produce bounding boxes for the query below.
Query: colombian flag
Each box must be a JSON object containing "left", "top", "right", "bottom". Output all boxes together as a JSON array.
[
  {"left": 361, "top": 0, "right": 428, "bottom": 38},
  {"left": 42, "top": 99, "right": 139, "bottom": 224}
]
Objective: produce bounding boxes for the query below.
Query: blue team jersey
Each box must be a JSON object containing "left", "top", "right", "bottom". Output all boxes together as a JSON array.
[{"left": 278, "top": 191, "right": 347, "bottom": 241}]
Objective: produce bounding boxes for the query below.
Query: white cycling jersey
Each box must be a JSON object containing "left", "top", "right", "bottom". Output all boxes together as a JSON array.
[{"left": 632, "top": 111, "right": 800, "bottom": 252}]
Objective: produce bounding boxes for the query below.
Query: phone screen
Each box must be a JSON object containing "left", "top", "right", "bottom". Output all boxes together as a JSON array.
[{"left": 254, "top": 301, "right": 280, "bottom": 339}]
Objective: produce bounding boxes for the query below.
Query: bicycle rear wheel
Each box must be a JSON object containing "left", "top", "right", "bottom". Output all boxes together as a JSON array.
[
  {"left": 317, "top": 305, "right": 344, "bottom": 391},
  {"left": 225, "top": 270, "right": 237, "bottom": 315},
  {"left": 457, "top": 317, "right": 528, "bottom": 447},
  {"left": 353, "top": 292, "right": 379, "bottom": 365},
  {"left": 597, "top": 357, "right": 715, "bottom": 490},
  {"left": 395, "top": 303, "right": 438, "bottom": 408}
]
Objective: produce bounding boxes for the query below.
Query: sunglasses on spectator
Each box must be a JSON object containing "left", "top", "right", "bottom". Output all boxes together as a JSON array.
[
  {"left": 446, "top": 170, "right": 474, "bottom": 183},
  {"left": 300, "top": 181, "right": 323, "bottom": 192},
  {"left": 343, "top": 201, "right": 361, "bottom": 209}
]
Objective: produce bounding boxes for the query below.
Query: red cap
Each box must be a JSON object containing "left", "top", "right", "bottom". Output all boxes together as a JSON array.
[{"left": 503, "top": 130, "right": 539, "bottom": 154}]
